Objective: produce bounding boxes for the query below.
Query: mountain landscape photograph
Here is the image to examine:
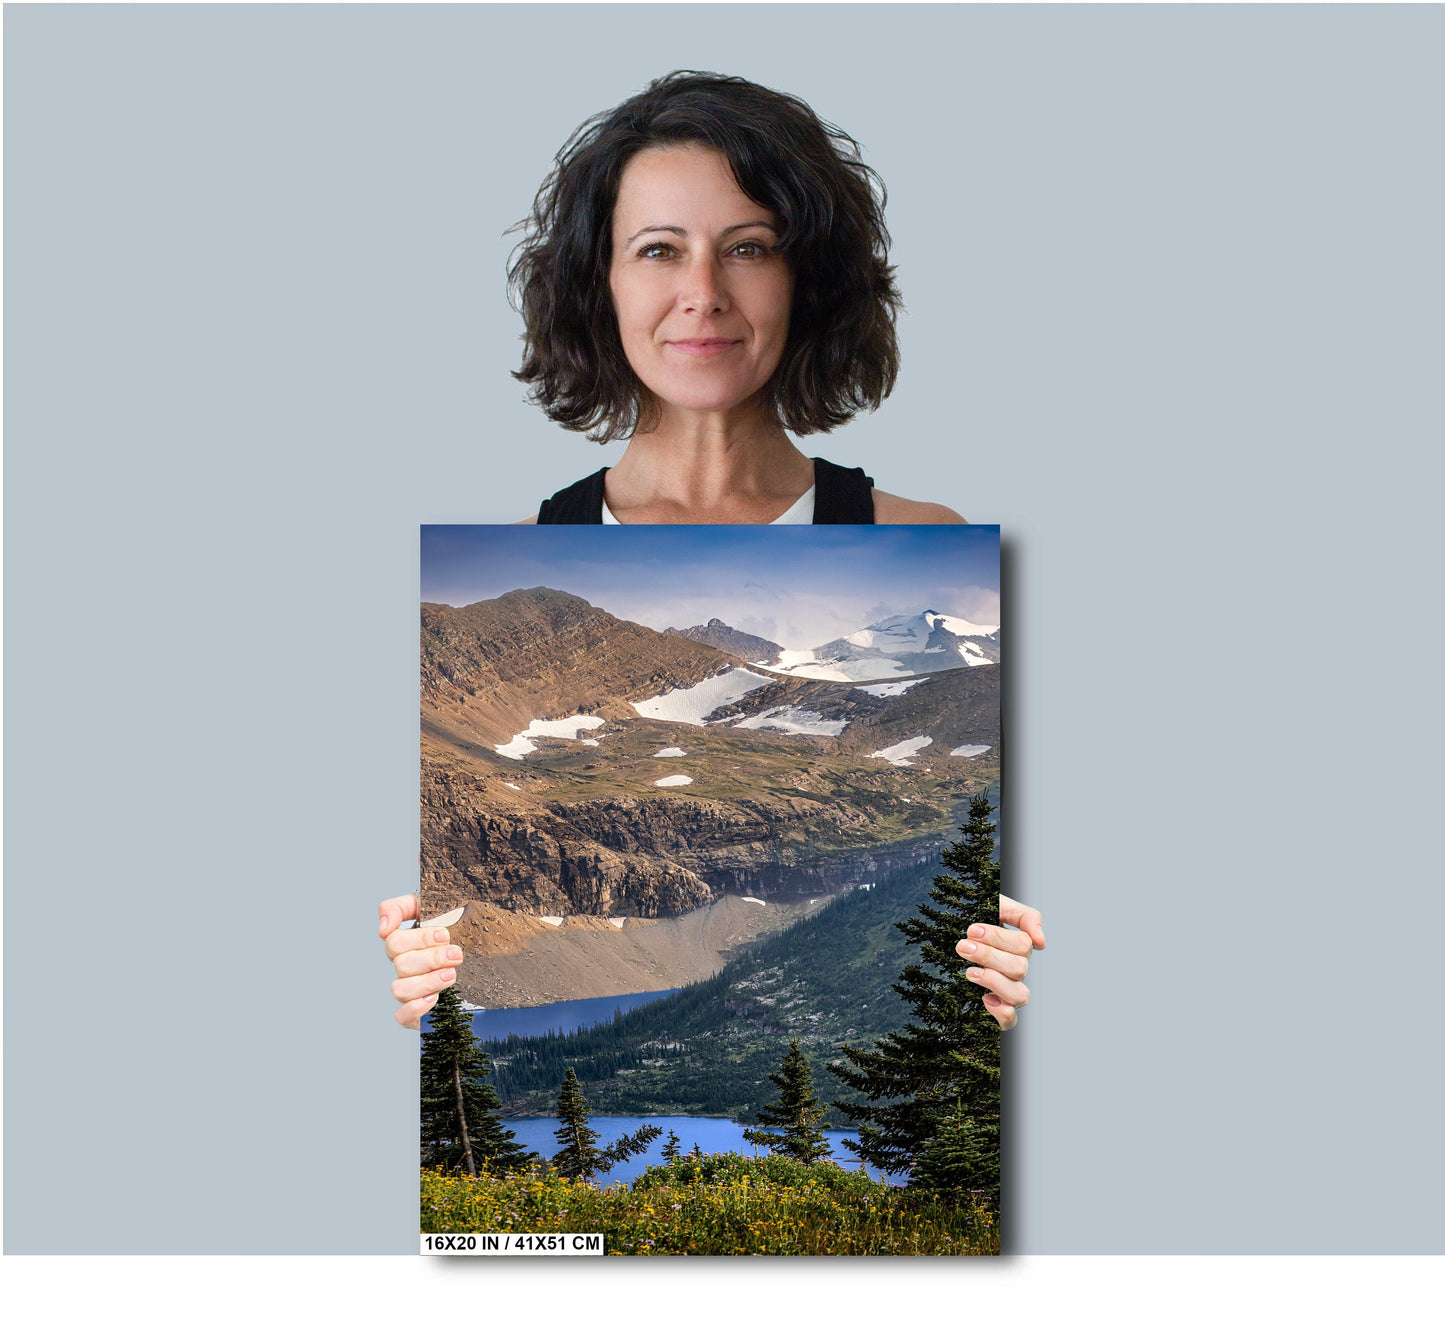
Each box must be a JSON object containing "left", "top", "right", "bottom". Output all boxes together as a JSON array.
[{"left": 418, "top": 524, "right": 1004, "bottom": 1255}]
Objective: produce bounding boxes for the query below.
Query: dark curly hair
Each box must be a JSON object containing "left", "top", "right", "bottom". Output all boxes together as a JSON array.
[{"left": 508, "top": 71, "right": 902, "bottom": 445}]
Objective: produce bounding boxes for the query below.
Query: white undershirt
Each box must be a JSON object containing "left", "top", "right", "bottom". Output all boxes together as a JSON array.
[{"left": 601, "top": 484, "right": 816, "bottom": 525}]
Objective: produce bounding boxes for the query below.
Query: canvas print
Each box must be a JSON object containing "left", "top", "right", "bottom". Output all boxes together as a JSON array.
[{"left": 419, "top": 524, "right": 1003, "bottom": 1255}]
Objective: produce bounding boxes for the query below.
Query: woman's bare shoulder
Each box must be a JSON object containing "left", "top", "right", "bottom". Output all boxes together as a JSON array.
[
  {"left": 871, "top": 489, "right": 968, "bottom": 524},
  {"left": 515, "top": 514, "right": 539, "bottom": 524}
]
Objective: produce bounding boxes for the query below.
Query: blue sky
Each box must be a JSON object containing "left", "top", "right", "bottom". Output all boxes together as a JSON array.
[{"left": 421, "top": 525, "right": 999, "bottom": 650}]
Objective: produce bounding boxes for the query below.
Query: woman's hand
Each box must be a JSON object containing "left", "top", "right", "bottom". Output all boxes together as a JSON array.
[
  {"left": 956, "top": 894, "right": 1045, "bottom": 1030},
  {"left": 379, "top": 893, "right": 464, "bottom": 1029}
]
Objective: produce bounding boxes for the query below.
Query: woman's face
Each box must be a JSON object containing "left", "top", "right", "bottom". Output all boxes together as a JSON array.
[{"left": 608, "top": 145, "right": 794, "bottom": 424}]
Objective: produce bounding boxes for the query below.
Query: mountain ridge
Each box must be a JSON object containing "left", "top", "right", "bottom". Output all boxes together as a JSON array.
[
  {"left": 420, "top": 587, "right": 1000, "bottom": 971},
  {"left": 664, "top": 618, "right": 783, "bottom": 666}
]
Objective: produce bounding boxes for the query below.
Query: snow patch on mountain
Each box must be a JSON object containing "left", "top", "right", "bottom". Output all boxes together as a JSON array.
[
  {"left": 653, "top": 774, "right": 694, "bottom": 787},
  {"left": 653, "top": 747, "right": 687, "bottom": 757},
  {"left": 734, "top": 706, "right": 849, "bottom": 736},
  {"left": 631, "top": 667, "right": 775, "bottom": 725},
  {"left": 870, "top": 735, "right": 934, "bottom": 765},
  {"left": 761, "top": 656, "right": 910, "bottom": 682},
  {"left": 859, "top": 678, "right": 930, "bottom": 697},
  {"left": 926, "top": 611, "right": 999, "bottom": 639},
  {"left": 775, "top": 648, "right": 818, "bottom": 668},
  {"left": 495, "top": 714, "right": 606, "bottom": 760},
  {"left": 951, "top": 744, "right": 992, "bottom": 758},
  {"left": 845, "top": 618, "right": 932, "bottom": 651}
]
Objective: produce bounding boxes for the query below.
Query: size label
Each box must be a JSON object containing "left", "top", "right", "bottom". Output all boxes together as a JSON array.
[{"left": 421, "top": 1232, "right": 604, "bottom": 1256}]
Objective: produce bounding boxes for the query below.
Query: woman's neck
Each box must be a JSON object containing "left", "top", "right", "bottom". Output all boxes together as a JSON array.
[{"left": 603, "top": 405, "right": 815, "bottom": 524}]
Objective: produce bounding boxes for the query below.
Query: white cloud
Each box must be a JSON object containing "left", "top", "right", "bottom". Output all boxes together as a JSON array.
[{"left": 935, "top": 586, "right": 1001, "bottom": 627}]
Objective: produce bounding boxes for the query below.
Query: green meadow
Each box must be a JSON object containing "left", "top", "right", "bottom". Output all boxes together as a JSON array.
[{"left": 421, "top": 1155, "right": 998, "bottom": 1256}]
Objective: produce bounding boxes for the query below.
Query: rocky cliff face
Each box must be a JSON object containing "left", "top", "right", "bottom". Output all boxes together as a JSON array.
[
  {"left": 546, "top": 792, "right": 886, "bottom": 895},
  {"left": 690, "top": 834, "right": 953, "bottom": 898},
  {"left": 421, "top": 760, "right": 713, "bottom": 918},
  {"left": 420, "top": 751, "right": 960, "bottom": 919}
]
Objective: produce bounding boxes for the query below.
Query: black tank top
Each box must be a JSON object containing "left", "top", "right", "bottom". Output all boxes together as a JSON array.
[{"left": 536, "top": 457, "right": 876, "bottom": 525}]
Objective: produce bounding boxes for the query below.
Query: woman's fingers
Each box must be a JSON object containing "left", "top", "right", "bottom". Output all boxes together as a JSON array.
[
  {"left": 965, "top": 963, "right": 1030, "bottom": 1007},
  {"left": 1000, "top": 893, "right": 1045, "bottom": 949},
  {"left": 395, "top": 993, "right": 439, "bottom": 1031},
  {"left": 378, "top": 893, "right": 419, "bottom": 938},
  {"left": 981, "top": 993, "right": 1019, "bottom": 1030},
  {"left": 380, "top": 892, "right": 464, "bottom": 1029},
  {"left": 958, "top": 898, "right": 1044, "bottom": 1029},
  {"left": 956, "top": 906, "right": 1040, "bottom": 1029},
  {"left": 385, "top": 922, "right": 454, "bottom": 962},
  {"left": 391, "top": 964, "right": 458, "bottom": 1007},
  {"left": 962, "top": 921, "right": 1033, "bottom": 959},
  {"left": 954, "top": 933, "right": 1029, "bottom": 981},
  {"left": 393, "top": 940, "right": 464, "bottom": 979}
]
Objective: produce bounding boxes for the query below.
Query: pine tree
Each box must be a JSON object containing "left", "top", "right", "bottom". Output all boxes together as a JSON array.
[
  {"left": 551, "top": 1068, "right": 663, "bottom": 1182},
  {"left": 661, "top": 1130, "right": 682, "bottom": 1164},
  {"left": 419, "top": 987, "right": 531, "bottom": 1174},
  {"left": 828, "top": 793, "right": 1002, "bottom": 1198},
  {"left": 742, "top": 1038, "right": 833, "bottom": 1164},
  {"left": 910, "top": 1098, "right": 999, "bottom": 1198}
]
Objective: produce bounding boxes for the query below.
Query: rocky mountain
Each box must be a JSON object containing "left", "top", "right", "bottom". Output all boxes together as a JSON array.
[
  {"left": 663, "top": 618, "right": 782, "bottom": 665},
  {"left": 701, "top": 665, "right": 1001, "bottom": 763},
  {"left": 420, "top": 588, "right": 1000, "bottom": 940},
  {"left": 421, "top": 587, "right": 737, "bottom": 751}
]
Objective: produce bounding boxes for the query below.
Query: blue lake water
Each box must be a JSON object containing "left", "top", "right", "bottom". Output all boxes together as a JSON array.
[
  {"left": 502, "top": 1113, "right": 901, "bottom": 1186},
  {"left": 467, "top": 989, "right": 677, "bottom": 1043},
  {"left": 423, "top": 992, "right": 902, "bottom": 1185}
]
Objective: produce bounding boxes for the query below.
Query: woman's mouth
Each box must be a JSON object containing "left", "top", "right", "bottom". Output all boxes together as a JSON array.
[{"left": 666, "top": 337, "right": 743, "bottom": 357}]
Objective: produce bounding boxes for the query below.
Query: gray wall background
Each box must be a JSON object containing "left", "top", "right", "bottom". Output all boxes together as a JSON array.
[{"left": 5, "top": 5, "right": 1441, "bottom": 1254}]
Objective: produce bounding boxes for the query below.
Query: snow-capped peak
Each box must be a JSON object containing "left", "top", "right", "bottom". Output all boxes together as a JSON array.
[
  {"left": 845, "top": 611, "right": 997, "bottom": 654},
  {"left": 712, "top": 610, "right": 1000, "bottom": 683},
  {"left": 922, "top": 610, "right": 999, "bottom": 639}
]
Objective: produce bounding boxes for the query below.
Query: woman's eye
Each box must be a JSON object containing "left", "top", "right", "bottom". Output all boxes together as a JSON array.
[
  {"left": 638, "top": 243, "right": 675, "bottom": 259},
  {"left": 731, "top": 241, "right": 768, "bottom": 258}
]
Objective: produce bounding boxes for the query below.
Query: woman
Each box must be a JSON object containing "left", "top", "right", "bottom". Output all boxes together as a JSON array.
[{"left": 383, "top": 71, "right": 1044, "bottom": 1030}]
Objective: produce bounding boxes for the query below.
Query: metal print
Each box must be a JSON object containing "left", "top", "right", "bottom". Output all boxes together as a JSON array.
[{"left": 419, "top": 524, "right": 1002, "bottom": 1255}]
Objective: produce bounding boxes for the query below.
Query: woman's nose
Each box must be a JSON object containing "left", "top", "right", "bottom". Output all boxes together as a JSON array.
[{"left": 678, "top": 256, "right": 729, "bottom": 315}]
